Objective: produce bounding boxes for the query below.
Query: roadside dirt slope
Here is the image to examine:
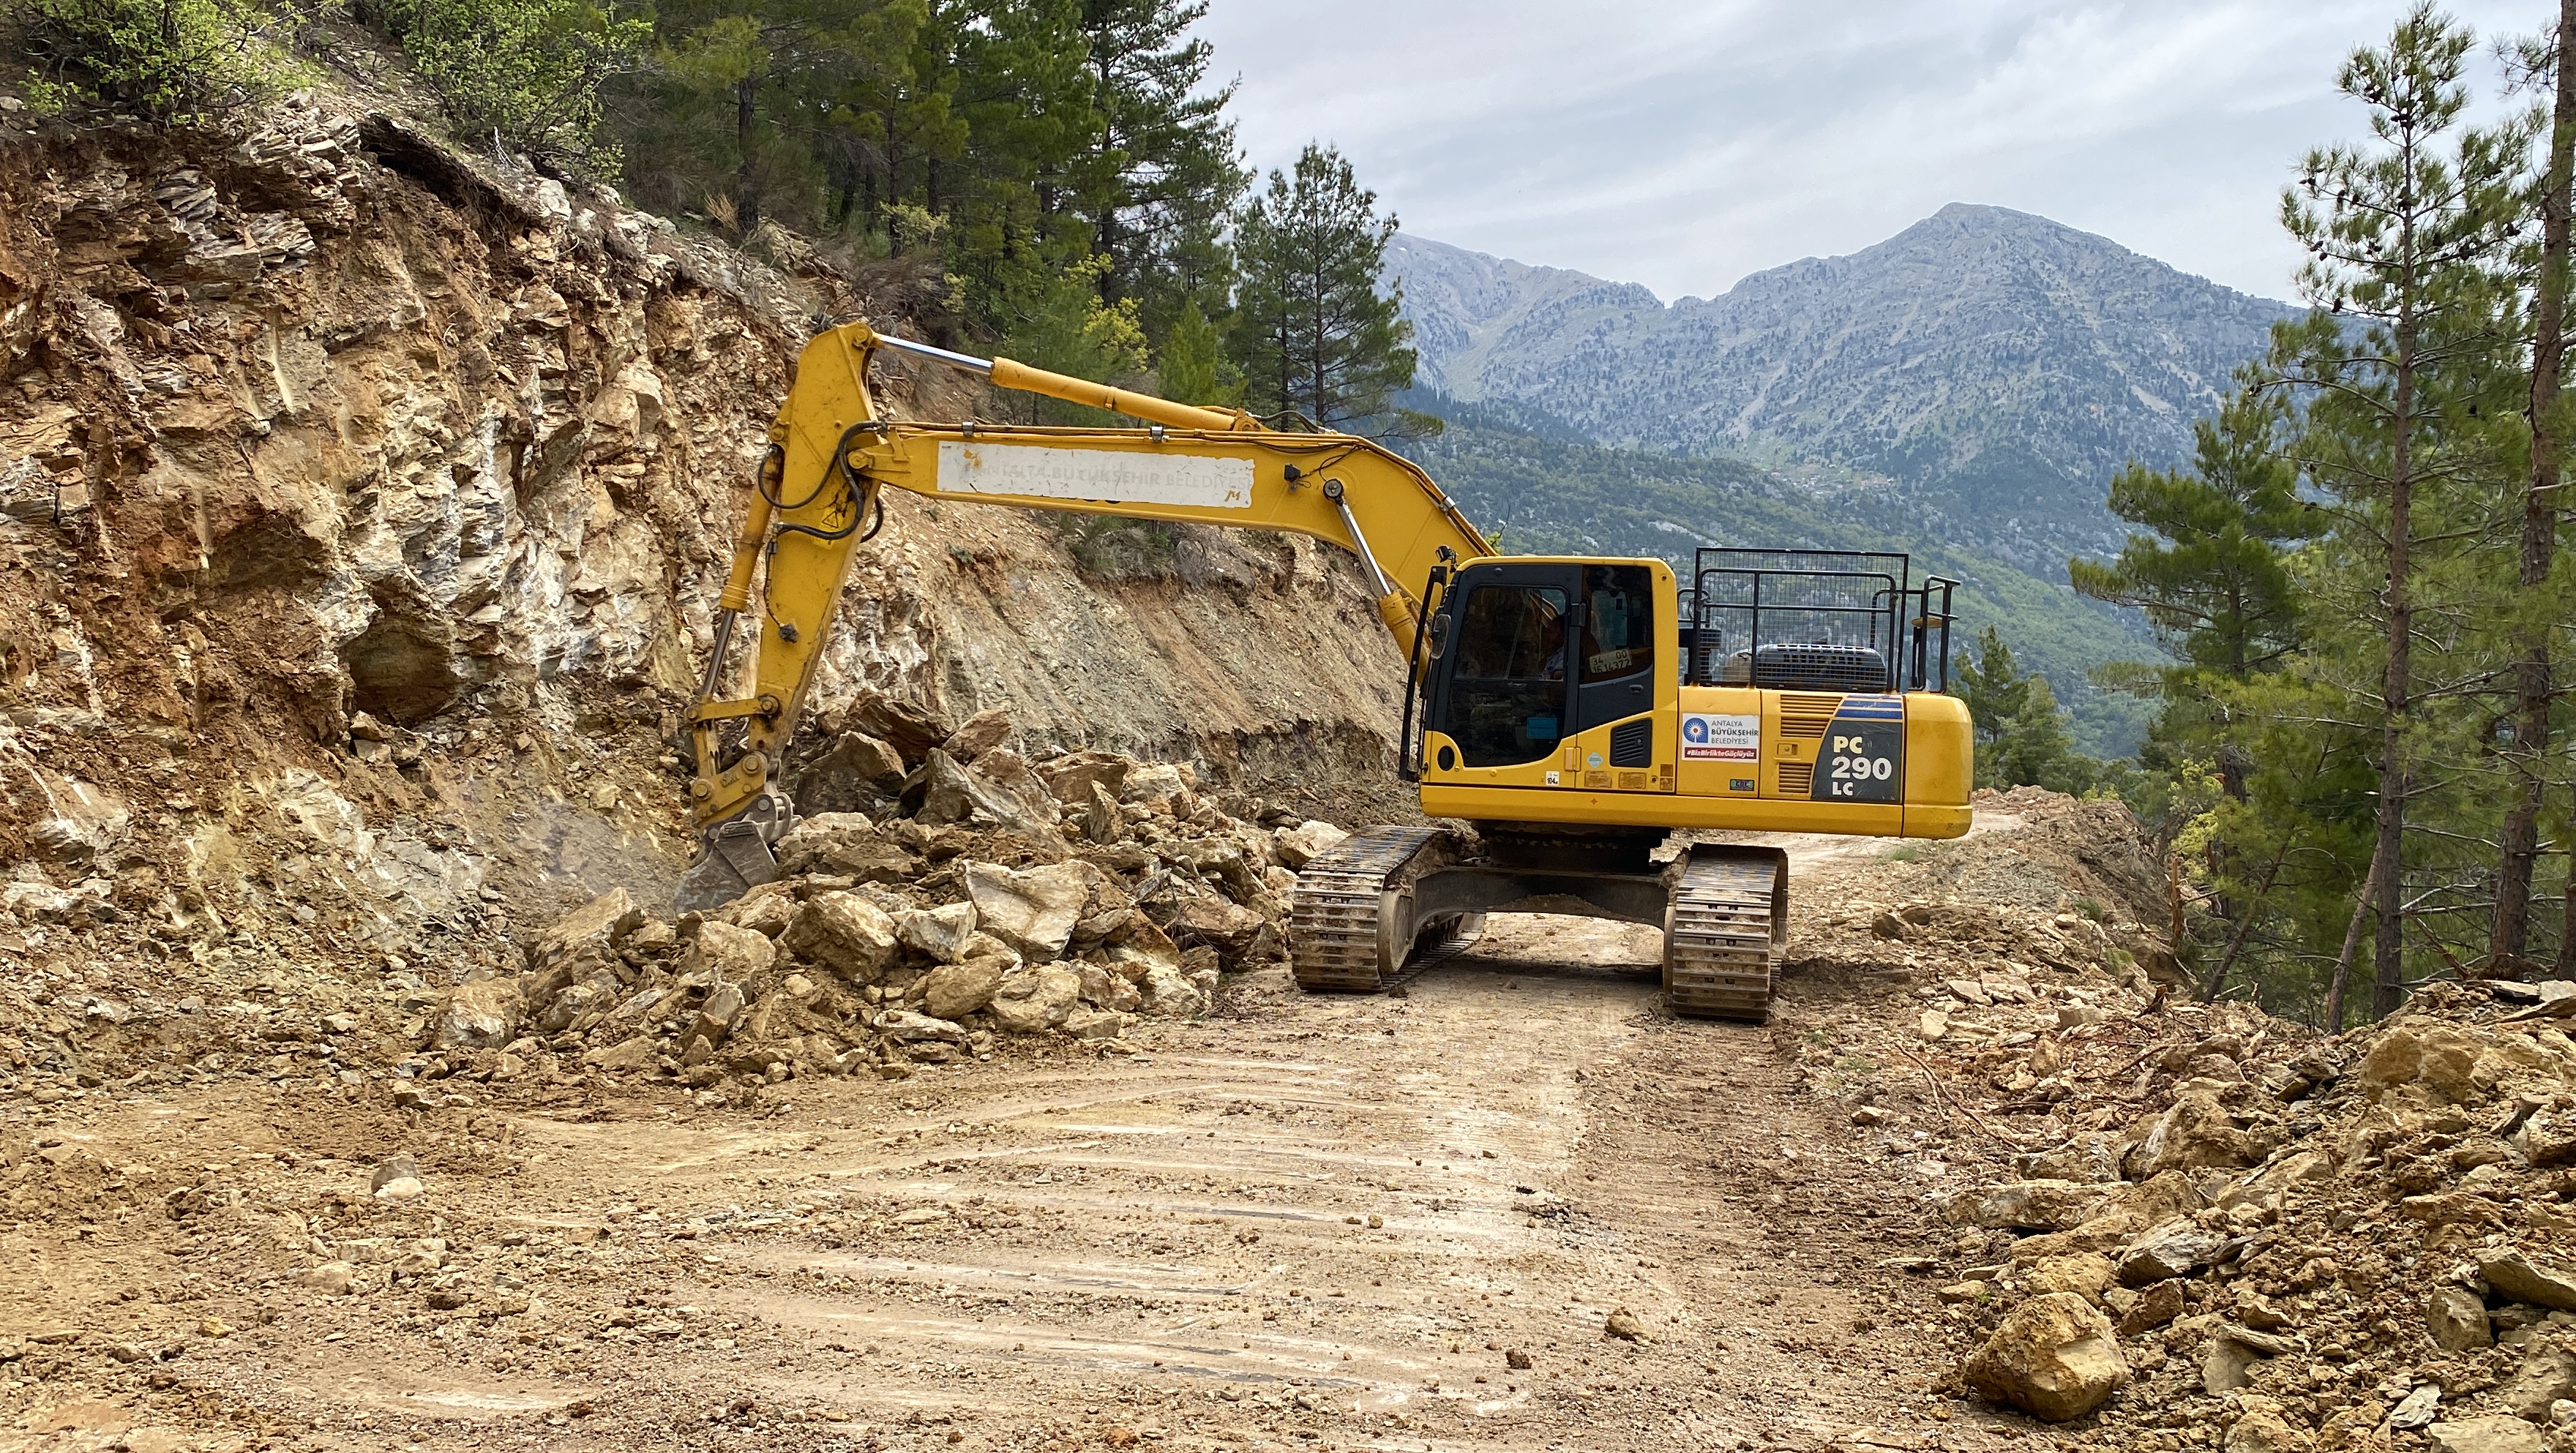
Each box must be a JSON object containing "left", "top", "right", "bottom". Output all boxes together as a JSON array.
[{"left": 0, "top": 89, "right": 1409, "bottom": 1035}]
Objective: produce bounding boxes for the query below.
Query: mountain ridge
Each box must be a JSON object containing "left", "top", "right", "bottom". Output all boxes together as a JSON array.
[{"left": 1389, "top": 206, "right": 2303, "bottom": 571}]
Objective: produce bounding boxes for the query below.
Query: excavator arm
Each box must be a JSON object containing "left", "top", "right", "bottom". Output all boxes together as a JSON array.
[{"left": 677, "top": 322, "right": 1494, "bottom": 909}]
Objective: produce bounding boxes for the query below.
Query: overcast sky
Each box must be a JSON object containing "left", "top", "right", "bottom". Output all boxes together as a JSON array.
[{"left": 1193, "top": 0, "right": 2545, "bottom": 304}]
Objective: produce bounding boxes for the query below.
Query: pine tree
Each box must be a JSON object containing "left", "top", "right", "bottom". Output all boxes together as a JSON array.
[
  {"left": 2494, "top": 1, "right": 2576, "bottom": 972},
  {"left": 2272, "top": 3, "right": 2530, "bottom": 1016},
  {"left": 1155, "top": 301, "right": 1242, "bottom": 405},
  {"left": 1071, "top": 0, "right": 1246, "bottom": 327},
  {"left": 1227, "top": 143, "right": 1429, "bottom": 432},
  {"left": 1952, "top": 626, "right": 2032, "bottom": 774},
  {"left": 2070, "top": 387, "right": 2308, "bottom": 687},
  {"left": 1991, "top": 677, "right": 2097, "bottom": 796}
]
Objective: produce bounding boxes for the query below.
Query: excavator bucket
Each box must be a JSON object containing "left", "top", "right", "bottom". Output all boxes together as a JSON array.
[{"left": 673, "top": 792, "right": 795, "bottom": 913}]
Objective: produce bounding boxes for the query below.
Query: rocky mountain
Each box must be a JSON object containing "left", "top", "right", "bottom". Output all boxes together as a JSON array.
[{"left": 1390, "top": 206, "right": 2302, "bottom": 568}]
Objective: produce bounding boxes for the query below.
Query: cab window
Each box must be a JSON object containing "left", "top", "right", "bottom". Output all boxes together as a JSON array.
[
  {"left": 1439, "top": 585, "right": 1568, "bottom": 767},
  {"left": 1581, "top": 565, "right": 1655, "bottom": 682}
]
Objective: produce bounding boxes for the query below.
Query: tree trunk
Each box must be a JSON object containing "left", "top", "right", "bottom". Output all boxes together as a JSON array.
[
  {"left": 2563, "top": 782, "right": 2576, "bottom": 974},
  {"left": 2327, "top": 841, "right": 2381, "bottom": 1035},
  {"left": 2203, "top": 837, "right": 2291, "bottom": 1002},
  {"left": 734, "top": 72, "right": 761, "bottom": 233},
  {"left": 2372, "top": 231, "right": 2416, "bottom": 1021},
  {"left": 2495, "top": 0, "right": 2576, "bottom": 971}
]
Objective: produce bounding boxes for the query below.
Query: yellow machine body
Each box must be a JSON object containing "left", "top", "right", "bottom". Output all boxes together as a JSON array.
[{"left": 676, "top": 322, "right": 1973, "bottom": 913}]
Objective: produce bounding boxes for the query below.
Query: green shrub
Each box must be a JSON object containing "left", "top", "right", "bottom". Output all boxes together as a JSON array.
[
  {"left": 10, "top": 0, "right": 297, "bottom": 122},
  {"left": 383, "top": 0, "right": 645, "bottom": 166}
]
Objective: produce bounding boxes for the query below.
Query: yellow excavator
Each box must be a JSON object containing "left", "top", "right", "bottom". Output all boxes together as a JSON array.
[{"left": 677, "top": 323, "right": 1974, "bottom": 1019}]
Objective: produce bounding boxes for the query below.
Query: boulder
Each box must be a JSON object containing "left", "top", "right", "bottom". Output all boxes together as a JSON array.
[
  {"left": 834, "top": 732, "right": 909, "bottom": 790},
  {"left": 533, "top": 889, "right": 643, "bottom": 966},
  {"left": 848, "top": 692, "right": 949, "bottom": 767},
  {"left": 916, "top": 749, "right": 1057, "bottom": 835},
  {"left": 2223, "top": 1398, "right": 2303, "bottom": 1453},
  {"left": 727, "top": 884, "right": 797, "bottom": 937},
  {"left": 2024, "top": 1253, "right": 2116, "bottom": 1303},
  {"left": 2117, "top": 1217, "right": 2226, "bottom": 1285},
  {"left": 965, "top": 860, "right": 1093, "bottom": 961},
  {"left": 943, "top": 708, "right": 1016, "bottom": 764},
  {"left": 1944, "top": 1180, "right": 2116, "bottom": 1232},
  {"left": 2427, "top": 1417, "right": 2545, "bottom": 1453},
  {"left": 924, "top": 934, "right": 1019, "bottom": 1020},
  {"left": 1137, "top": 959, "right": 1210, "bottom": 1018},
  {"left": 583, "top": 1035, "right": 658, "bottom": 1071},
  {"left": 2364, "top": 1025, "right": 2483, "bottom": 1104},
  {"left": 2202, "top": 1326, "right": 2294, "bottom": 1396},
  {"left": 781, "top": 892, "right": 902, "bottom": 982},
  {"left": 2506, "top": 1345, "right": 2576, "bottom": 1422},
  {"left": 2134, "top": 1090, "right": 2264, "bottom": 1175},
  {"left": 986, "top": 966, "right": 1082, "bottom": 1035},
  {"left": 1163, "top": 887, "right": 1266, "bottom": 960},
  {"left": 2022, "top": 1133, "right": 2125, "bottom": 1186},
  {"left": 921, "top": 961, "right": 1006, "bottom": 1022},
  {"left": 1036, "top": 751, "right": 1134, "bottom": 806},
  {"left": 1960, "top": 1292, "right": 2130, "bottom": 1422},
  {"left": 894, "top": 902, "right": 978, "bottom": 964},
  {"left": 2516, "top": 1108, "right": 2576, "bottom": 1168},
  {"left": 2425, "top": 1285, "right": 2493, "bottom": 1351},
  {"left": 2481, "top": 1248, "right": 2576, "bottom": 1313},
  {"left": 692, "top": 983, "right": 746, "bottom": 1045},
  {"left": 875, "top": 1010, "right": 967, "bottom": 1045},
  {"left": 790, "top": 735, "right": 905, "bottom": 818},
  {"left": 971, "top": 750, "right": 1065, "bottom": 828},
  {"left": 299, "top": 1261, "right": 357, "bottom": 1296},
  {"left": 683, "top": 920, "right": 775, "bottom": 982},
  {"left": 434, "top": 980, "right": 521, "bottom": 1049},
  {"left": 774, "top": 814, "right": 921, "bottom": 882},
  {"left": 1060, "top": 1007, "right": 1131, "bottom": 1040},
  {"left": 1273, "top": 819, "right": 1349, "bottom": 869},
  {"left": 2116, "top": 1279, "right": 2184, "bottom": 1335},
  {"left": 1077, "top": 781, "right": 1125, "bottom": 844},
  {"left": 1120, "top": 761, "right": 1191, "bottom": 805},
  {"left": 1078, "top": 964, "right": 1143, "bottom": 1014},
  {"left": 2391, "top": 1385, "right": 2445, "bottom": 1432}
]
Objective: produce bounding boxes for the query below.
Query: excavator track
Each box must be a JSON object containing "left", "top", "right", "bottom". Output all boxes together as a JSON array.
[
  {"left": 1662, "top": 847, "right": 1788, "bottom": 1021},
  {"left": 1288, "top": 825, "right": 1474, "bottom": 992}
]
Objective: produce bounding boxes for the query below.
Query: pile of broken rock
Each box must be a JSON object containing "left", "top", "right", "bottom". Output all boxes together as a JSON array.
[
  {"left": 1928, "top": 979, "right": 2576, "bottom": 1452},
  {"left": 419, "top": 703, "right": 1350, "bottom": 1090}
]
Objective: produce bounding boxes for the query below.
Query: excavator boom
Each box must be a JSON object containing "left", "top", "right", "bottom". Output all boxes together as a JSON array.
[{"left": 679, "top": 323, "right": 1491, "bottom": 908}]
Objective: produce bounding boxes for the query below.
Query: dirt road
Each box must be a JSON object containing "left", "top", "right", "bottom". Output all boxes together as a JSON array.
[{"left": 1, "top": 842, "right": 2049, "bottom": 1453}]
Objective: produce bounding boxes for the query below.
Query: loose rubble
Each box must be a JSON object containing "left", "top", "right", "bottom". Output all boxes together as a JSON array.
[
  {"left": 413, "top": 702, "right": 1333, "bottom": 1090},
  {"left": 1772, "top": 789, "right": 2576, "bottom": 1446}
]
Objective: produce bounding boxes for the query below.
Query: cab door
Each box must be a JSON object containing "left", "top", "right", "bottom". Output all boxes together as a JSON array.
[
  {"left": 1571, "top": 563, "right": 1660, "bottom": 765},
  {"left": 1423, "top": 563, "right": 1579, "bottom": 771}
]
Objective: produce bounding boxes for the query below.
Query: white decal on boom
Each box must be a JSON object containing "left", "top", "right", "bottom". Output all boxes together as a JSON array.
[{"left": 936, "top": 440, "right": 1254, "bottom": 509}]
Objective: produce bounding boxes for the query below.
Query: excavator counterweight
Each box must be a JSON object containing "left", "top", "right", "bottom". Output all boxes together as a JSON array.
[{"left": 679, "top": 324, "right": 1974, "bottom": 1019}]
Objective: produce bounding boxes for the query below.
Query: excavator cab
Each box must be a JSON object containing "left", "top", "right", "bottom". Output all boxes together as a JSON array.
[{"left": 1401, "top": 548, "right": 1967, "bottom": 837}]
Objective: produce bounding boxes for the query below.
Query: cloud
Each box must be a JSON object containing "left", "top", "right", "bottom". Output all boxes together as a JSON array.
[{"left": 1194, "top": 0, "right": 2541, "bottom": 301}]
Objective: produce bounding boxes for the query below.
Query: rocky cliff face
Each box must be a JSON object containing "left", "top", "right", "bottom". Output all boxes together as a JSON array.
[
  {"left": 1391, "top": 207, "right": 2299, "bottom": 566},
  {"left": 0, "top": 94, "right": 1407, "bottom": 1001}
]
